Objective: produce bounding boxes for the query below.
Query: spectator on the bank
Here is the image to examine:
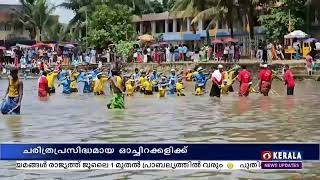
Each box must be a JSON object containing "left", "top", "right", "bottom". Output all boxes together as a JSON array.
[
  {"left": 133, "top": 48, "right": 138, "bottom": 62},
  {"left": 277, "top": 43, "right": 284, "bottom": 60},
  {"left": 234, "top": 45, "right": 241, "bottom": 62},
  {"left": 305, "top": 53, "right": 314, "bottom": 76},
  {"left": 182, "top": 44, "right": 188, "bottom": 61},
  {"left": 178, "top": 44, "right": 183, "bottom": 61},
  {"left": 147, "top": 46, "right": 151, "bottom": 62},
  {"left": 294, "top": 43, "right": 301, "bottom": 60},
  {"left": 165, "top": 46, "right": 170, "bottom": 62},
  {"left": 223, "top": 45, "right": 229, "bottom": 62},
  {"left": 174, "top": 46, "right": 180, "bottom": 62},
  {"left": 169, "top": 44, "right": 175, "bottom": 62},
  {"left": 106, "top": 48, "right": 111, "bottom": 63},
  {"left": 90, "top": 48, "right": 96, "bottom": 64},
  {"left": 267, "top": 41, "right": 273, "bottom": 61},
  {"left": 310, "top": 40, "right": 317, "bottom": 60},
  {"left": 194, "top": 47, "right": 200, "bottom": 63},
  {"left": 262, "top": 42, "right": 268, "bottom": 64},
  {"left": 256, "top": 39, "right": 263, "bottom": 62},
  {"left": 85, "top": 53, "right": 90, "bottom": 65},
  {"left": 20, "top": 55, "right": 27, "bottom": 74},
  {"left": 229, "top": 44, "right": 235, "bottom": 62}
]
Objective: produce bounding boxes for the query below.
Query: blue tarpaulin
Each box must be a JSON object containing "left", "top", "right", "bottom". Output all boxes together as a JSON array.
[{"left": 163, "top": 33, "right": 201, "bottom": 41}]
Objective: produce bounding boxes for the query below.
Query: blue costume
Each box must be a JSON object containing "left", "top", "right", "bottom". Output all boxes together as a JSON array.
[
  {"left": 78, "top": 73, "right": 93, "bottom": 93},
  {"left": 168, "top": 74, "right": 177, "bottom": 95},
  {"left": 150, "top": 72, "right": 159, "bottom": 92},
  {"left": 1, "top": 97, "right": 20, "bottom": 115},
  {"left": 193, "top": 73, "right": 207, "bottom": 87},
  {"left": 61, "top": 79, "right": 71, "bottom": 94},
  {"left": 83, "top": 79, "right": 93, "bottom": 93}
]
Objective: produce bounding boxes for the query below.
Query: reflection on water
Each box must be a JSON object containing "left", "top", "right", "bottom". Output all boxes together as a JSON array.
[
  {"left": 0, "top": 80, "right": 320, "bottom": 179},
  {"left": 5, "top": 116, "right": 22, "bottom": 142}
]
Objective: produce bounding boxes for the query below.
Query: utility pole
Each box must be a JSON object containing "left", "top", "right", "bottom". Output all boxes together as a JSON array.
[{"left": 86, "top": 7, "right": 88, "bottom": 49}]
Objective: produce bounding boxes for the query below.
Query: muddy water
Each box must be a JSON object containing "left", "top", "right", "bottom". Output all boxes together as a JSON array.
[{"left": 0, "top": 79, "right": 319, "bottom": 179}]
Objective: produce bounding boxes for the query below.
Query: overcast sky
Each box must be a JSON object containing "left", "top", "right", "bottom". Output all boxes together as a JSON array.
[{"left": 1, "top": 0, "right": 75, "bottom": 24}]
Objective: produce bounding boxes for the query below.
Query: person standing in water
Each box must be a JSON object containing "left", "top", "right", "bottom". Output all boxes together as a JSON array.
[
  {"left": 258, "top": 64, "right": 273, "bottom": 96},
  {"left": 283, "top": 65, "right": 295, "bottom": 96},
  {"left": 93, "top": 72, "right": 109, "bottom": 95},
  {"left": 46, "top": 69, "right": 59, "bottom": 93},
  {"left": 59, "top": 72, "right": 71, "bottom": 94},
  {"left": 149, "top": 69, "right": 159, "bottom": 92},
  {"left": 238, "top": 65, "right": 252, "bottom": 97},
  {"left": 38, "top": 71, "right": 49, "bottom": 98},
  {"left": 210, "top": 65, "right": 223, "bottom": 98},
  {"left": 107, "top": 69, "right": 125, "bottom": 109},
  {"left": 70, "top": 69, "right": 80, "bottom": 93},
  {"left": 193, "top": 67, "right": 207, "bottom": 95},
  {"left": 1, "top": 68, "right": 23, "bottom": 115},
  {"left": 81, "top": 73, "right": 94, "bottom": 93},
  {"left": 168, "top": 69, "right": 177, "bottom": 95}
]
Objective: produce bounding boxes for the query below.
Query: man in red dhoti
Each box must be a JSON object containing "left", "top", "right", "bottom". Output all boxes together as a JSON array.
[
  {"left": 258, "top": 64, "right": 273, "bottom": 96},
  {"left": 238, "top": 65, "right": 252, "bottom": 97},
  {"left": 38, "top": 71, "right": 49, "bottom": 98}
]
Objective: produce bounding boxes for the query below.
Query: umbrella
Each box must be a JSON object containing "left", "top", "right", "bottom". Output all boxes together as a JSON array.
[
  {"left": 31, "top": 43, "right": 49, "bottom": 48},
  {"left": 0, "top": 46, "right": 6, "bottom": 50},
  {"left": 150, "top": 44, "right": 159, "bottom": 48},
  {"left": 64, "top": 44, "right": 75, "bottom": 48},
  {"left": 223, "top": 37, "right": 239, "bottom": 43},
  {"left": 304, "top": 38, "right": 317, "bottom": 43},
  {"left": 138, "top": 34, "right": 154, "bottom": 42},
  {"left": 159, "top": 42, "right": 168, "bottom": 45},
  {"left": 212, "top": 39, "right": 223, "bottom": 44}
]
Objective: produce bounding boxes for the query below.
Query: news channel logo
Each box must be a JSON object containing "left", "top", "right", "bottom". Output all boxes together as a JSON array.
[{"left": 261, "top": 151, "right": 303, "bottom": 161}]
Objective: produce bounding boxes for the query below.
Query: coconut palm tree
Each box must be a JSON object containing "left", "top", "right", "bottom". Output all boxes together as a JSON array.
[
  {"left": 172, "top": 0, "right": 239, "bottom": 37},
  {"left": 11, "top": 0, "right": 56, "bottom": 41},
  {"left": 44, "top": 23, "right": 70, "bottom": 42}
]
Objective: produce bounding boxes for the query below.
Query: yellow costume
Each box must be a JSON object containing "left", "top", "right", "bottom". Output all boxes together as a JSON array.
[
  {"left": 93, "top": 76, "right": 109, "bottom": 94},
  {"left": 221, "top": 83, "right": 230, "bottom": 95},
  {"left": 143, "top": 80, "right": 153, "bottom": 91},
  {"left": 138, "top": 76, "right": 146, "bottom": 91},
  {"left": 195, "top": 87, "right": 203, "bottom": 96},
  {"left": 186, "top": 72, "right": 193, "bottom": 81},
  {"left": 220, "top": 70, "right": 236, "bottom": 94},
  {"left": 8, "top": 79, "right": 19, "bottom": 97},
  {"left": 126, "top": 80, "right": 134, "bottom": 96},
  {"left": 159, "top": 87, "right": 167, "bottom": 97},
  {"left": 176, "top": 82, "right": 185, "bottom": 96},
  {"left": 70, "top": 72, "right": 80, "bottom": 89},
  {"left": 47, "top": 72, "right": 59, "bottom": 89}
]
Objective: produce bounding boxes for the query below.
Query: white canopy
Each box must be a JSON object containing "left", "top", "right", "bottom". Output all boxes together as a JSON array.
[{"left": 284, "top": 30, "right": 309, "bottom": 39}]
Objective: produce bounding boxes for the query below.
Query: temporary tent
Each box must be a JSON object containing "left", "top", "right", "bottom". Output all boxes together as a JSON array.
[{"left": 284, "top": 30, "right": 309, "bottom": 39}]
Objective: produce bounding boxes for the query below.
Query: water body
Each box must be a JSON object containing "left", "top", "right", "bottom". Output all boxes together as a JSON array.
[{"left": 0, "top": 79, "right": 319, "bottom": 179}]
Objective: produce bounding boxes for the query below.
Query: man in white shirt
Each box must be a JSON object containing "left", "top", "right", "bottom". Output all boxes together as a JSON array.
[{"left": 90, "top": 48, "right": 96, "bottom": 64}]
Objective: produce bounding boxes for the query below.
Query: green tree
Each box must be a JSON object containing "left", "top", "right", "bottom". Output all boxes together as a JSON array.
[
  {"left": 44, "top": 23, "right": 70, "bottom": 42},
  {"left": 11, "top": 0, "right": 56, "bottom": 41},
  {"left": 259, "top": 0, "right": 307, "bottom": 41},
  {"left": 116, "top": 40, "right": 135, "bottom": 62},
  {"left": 60, "top": 0, "right": 103, "bottom": 44},
  {"left": 87, "top": 4, "right": 135, "bottom": 48},
  {"left": 171, "top": 0, "right": 244, "bottom": 37}
]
